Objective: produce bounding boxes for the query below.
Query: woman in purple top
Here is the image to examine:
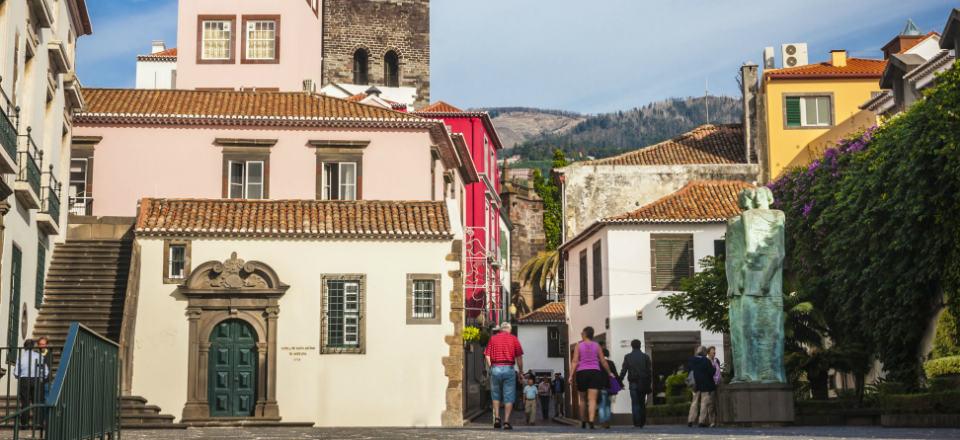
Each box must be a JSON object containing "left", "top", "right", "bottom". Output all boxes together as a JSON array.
[{"left": 569, "top": 326, "right": 614, "bottom": 429}]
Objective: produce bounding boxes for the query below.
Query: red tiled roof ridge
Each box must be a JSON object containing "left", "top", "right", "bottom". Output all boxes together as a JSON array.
[
  {"left": 765, "top": 57, "right": 886, "bottom": 79},
  {"left": 578, "top": 124, "right": 748, "bottom": 166},
  {"left": 78, "top": 88, "right": 425, "bottom": 122},
  {"left": 137, "top": 48, "right": 178, "bottom": 61},
  {"left": 421, "top": 101, "right": 463, "bottom": 113},
  {"left": 517, "top": 302, "right": 566, "bottom": 324},
  {"left": 602, "top": 180, "right": 753, "bottom": 223},
  {"left": 136, "top": 198, "right": 453, "bottom": 239}
]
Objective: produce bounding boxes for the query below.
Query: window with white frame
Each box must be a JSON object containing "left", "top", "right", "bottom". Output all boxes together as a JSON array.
[
  {"left": 322, "top": 162, "right": 357, "bottom": 200},
  {"left": 322, "top": 276, "right": 364, "bottom": 353},
  {"left": 245, "top": 20, "right": 277, "bottom": 60},
  {"left": 163, "top": 240, "right": 191, "bottom": 284},
  {"left": 201, "top": 20, "right": 232, "bottom": 60},
  {"left": 228, "top": 160, "right": 265, "bottom": 199},
  {"left": 785, "top": 95, "right": 832, "bottom": 128}
]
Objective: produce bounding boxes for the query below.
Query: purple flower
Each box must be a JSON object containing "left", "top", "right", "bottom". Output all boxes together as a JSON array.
[{"left": 802, "top": 202, "right": 814, "bottom": 218}]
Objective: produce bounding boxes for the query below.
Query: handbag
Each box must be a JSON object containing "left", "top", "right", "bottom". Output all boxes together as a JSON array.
[{"left": 608, "top": 375, "right": 622, "bottom": 394}]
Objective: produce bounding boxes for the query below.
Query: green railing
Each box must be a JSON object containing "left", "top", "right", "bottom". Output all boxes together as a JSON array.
[
  {"left": 18, "top": 129, "right": 42, "bottom": 197},
  {"left": 44, "top": 323, "right": 121, "bottom": 440},
  {"left": 41, "top": 165, "right": 62, "bottom": 226},
  {"left": 0, "top": 82, "right": 17, "bottom": 162}
]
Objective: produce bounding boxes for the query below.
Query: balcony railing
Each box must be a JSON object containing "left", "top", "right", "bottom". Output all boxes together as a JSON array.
[
  {"left": 15, "top": 128, "right": 43, "bottom": 209},
  {"left": 0, "top": 77, "right": 18, "bottom": 173},
  {"left": 69, "top": 193, "right": 93, "bottom": 216},
  {"left": 38, "top": 165, "right": 61, "bottom": 234}
]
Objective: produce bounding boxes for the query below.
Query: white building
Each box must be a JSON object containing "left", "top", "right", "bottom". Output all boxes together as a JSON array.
[
  {"left": 561, "top": 180, "right": 750, "bottom": 413},
  {"left": 135, "top": 40, "right": 176, "bottom": 89},
  {"left": 517, "top": 302, "right": 566, "bottom": 376},
  {"left": 0, "top": 0, "right": 91, "bottom": 351}
]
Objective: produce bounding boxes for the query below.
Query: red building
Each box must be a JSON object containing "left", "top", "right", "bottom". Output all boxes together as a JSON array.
[{"left": 415, "top": 102, "right": 506, "bottom": 324}]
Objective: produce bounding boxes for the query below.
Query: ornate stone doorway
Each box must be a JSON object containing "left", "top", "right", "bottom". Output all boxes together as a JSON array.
[{"left": 180, "top": 252, "right": 289, "bottom": 423}]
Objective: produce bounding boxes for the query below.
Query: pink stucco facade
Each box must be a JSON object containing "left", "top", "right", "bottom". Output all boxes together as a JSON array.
[
  {"left": 73, "top": 124, "right": 444, "bottom": 217},
  {"left": 175, "top": 0, "right": 322, "bottom": 91}
]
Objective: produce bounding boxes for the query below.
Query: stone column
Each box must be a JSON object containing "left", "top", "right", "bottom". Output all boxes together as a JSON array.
[
  {"left": 262, "top": 306, "right": 280, "bottom": 419},
  {"left": 182, "top": 307, "right": 208, "bottom": 420}
]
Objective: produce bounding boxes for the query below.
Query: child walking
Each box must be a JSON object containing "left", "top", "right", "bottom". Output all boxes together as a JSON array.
[
  {"left": 537, "top": 377, "right": 552, "bottom": 421},
  {"left": 523, "top": 376, "right": 538, "bottom": 425}
]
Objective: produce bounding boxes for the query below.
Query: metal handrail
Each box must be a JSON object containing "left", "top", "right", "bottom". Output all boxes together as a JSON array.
[
  {"left": 45, "top": 323, "right": 121, "bottom": 440},
  {"left": 0, "top": 77, "right": 18, "bottom": 163},
  {"left": 17, "top": 128, "right": 42, "bottom": 197}
]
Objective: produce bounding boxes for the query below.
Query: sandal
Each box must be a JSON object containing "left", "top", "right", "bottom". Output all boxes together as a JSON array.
[
  {"left": 503, "top": 422, "right": 513, "bottom": 430},
  {"left": 493, "top": 418, "right": 501, "bottom": 429}
]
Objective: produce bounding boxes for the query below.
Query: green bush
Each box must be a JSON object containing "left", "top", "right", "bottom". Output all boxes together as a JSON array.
[
  {"left": 665, "top": 372, "right": 688, "bottom": 396},
  {"left": 932, "top": 309, "right": 960, "bottom": 359},
  {"left": 878, "top": 390, "right": 960, "bottom": 414},
  {"left": 924, "top": 355, "right": 960, "bottom": 378},
  {"left": 927, "top": 376, "right": 958, "bottom": 393},
  {"left": 665, "top": 395, "right": 691, "bottom": 405},
  {"left": 647, "top": 403, "right": 690, "bottom": 418}
]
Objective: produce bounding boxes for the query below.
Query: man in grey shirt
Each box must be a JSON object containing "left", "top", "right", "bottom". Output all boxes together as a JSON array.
[{"left": 618, "top": 339, "right": 652, "bottom": 427}]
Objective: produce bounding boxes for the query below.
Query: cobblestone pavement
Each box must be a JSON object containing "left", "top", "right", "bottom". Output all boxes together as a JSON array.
[{"left": 115, "top": 425, "right": 960, "bottom": 439}]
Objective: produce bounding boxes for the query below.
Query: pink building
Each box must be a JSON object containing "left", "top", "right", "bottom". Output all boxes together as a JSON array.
[{"left": 415, "top": 102, "right": 505, "bottom": 323}]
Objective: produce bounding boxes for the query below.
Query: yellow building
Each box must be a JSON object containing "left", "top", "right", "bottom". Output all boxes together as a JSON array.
[{"left": 761, "top": 50, "right": 885, "bottom": 180}]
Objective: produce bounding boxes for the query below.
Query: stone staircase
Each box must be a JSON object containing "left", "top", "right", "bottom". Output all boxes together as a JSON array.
[{"left": 25, "top": 229, "right": 183, "bottom": 429}]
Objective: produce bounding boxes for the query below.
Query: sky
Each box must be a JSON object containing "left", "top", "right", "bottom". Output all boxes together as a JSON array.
[{"left": 78, "top": 0, "right": 957, "bottom": 114}]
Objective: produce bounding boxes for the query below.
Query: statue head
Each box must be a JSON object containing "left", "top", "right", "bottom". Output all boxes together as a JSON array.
[
  {"left": 753, "top": 187, "right": 774, "bottom": 209},
  {"left": 738, "top": 188, "right": 757, "bottom": 210}
]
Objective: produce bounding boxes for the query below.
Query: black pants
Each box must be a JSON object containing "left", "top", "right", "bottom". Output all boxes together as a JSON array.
[
  {"left": 629, "top": 382, "right": 648, "bottom": 427},
  {"left": 17, "top": 378, "right": 42, "bottom": 426},
  {"left": 538, "top": 396, "right": 550, "bottom": 420}
]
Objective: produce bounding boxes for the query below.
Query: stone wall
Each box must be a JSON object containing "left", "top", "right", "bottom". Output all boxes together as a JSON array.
[
  {"left": 322, "top": 0, "right": 430, "bottom": 107},
  {"left": 559, "top": 164, "right": 761, "bottom": 241},
  {"left": 501, "top": 181, "right": 546, "bottom": 310}
]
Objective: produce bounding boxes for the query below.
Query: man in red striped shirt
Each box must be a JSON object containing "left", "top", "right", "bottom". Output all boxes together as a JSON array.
[{"left": 484, "top": 322, "right": 524, "bottom": 430}]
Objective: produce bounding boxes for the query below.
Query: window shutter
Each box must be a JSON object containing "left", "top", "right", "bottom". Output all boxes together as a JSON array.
[
  {"left": 579, "top": 251, "right": 589, "bottom": 305},
  {"left": 651, "top": 235, "right": 694, "bottom": 291},
  {"left": 785, "top": 97, "right": 802, "bottom": 127}
]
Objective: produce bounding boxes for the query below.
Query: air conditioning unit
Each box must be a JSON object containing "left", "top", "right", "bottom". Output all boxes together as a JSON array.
[
  {"left": 763, "top": 46, "right": 776, "bottom": 69},
  {"left": 781, "top": 43, "right": 808, "bottom": 68}
]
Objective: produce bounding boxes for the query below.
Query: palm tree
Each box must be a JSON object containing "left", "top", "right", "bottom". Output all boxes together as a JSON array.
[{"left": 519, "top": 250, "right": 559, "bottom": 293}]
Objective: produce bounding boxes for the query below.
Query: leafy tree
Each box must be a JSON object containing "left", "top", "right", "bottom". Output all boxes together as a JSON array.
[
  {"left": 769, "top": 61, "right": 960, "bottom": 388},
  {"left": 660, "top": 255, "right": 729, "bottom": 334},
  {"left": 519, "top": 250, "right": 559, "bottom": 293},
  {"left": 533, "top": 149, "right": 567, "bottom": 250}
]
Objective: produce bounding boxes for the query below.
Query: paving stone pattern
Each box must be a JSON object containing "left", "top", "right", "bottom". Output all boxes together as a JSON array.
[{"left": 115, "top": 425, "right": 960, "bottom": 440}]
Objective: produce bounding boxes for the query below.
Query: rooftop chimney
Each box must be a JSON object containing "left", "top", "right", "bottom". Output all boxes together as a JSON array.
[
  {"left": 151, "top": 40, "right": 167, "bottom": 54},
  {"left": 365, "top": 86, "right": 382, "bottom": 97},
  {"left": 830, "top": 50, "right": 847, "bottom": 67}
]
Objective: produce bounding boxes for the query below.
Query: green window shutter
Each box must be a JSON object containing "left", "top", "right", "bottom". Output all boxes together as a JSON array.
[
  {"left": 592, "top": 241, "right": 603, "bottom": 299},
  {"left": 8, "top": 246, "right": 22, "bottom": 361},
  {"left": 651, "top": 235, "right": 694, "bottom": 291},
  {"left": 579, "top": 250, "right": 588, "bottom": 305},
  {"left": 36, "top": 243, "right": 46, "bottom": 308},
  {"left": 785, "top": 97, "right": 802, "bottom": 127}
]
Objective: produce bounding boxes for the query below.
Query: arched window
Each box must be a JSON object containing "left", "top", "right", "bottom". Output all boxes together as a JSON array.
[
  {"left": 353, "top": 49, "right": 369, "bottom": 85},
  {"left": 384, "top": 50, "right": 400, "bottom": 87}
]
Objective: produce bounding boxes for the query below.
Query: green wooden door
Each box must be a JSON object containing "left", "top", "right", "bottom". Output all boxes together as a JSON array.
[
  {"left": 6, "top": 246, "right": 21, "bottom": 363},
  {"left": 208, "top": 319, "right": 257, "bottom": 417}
]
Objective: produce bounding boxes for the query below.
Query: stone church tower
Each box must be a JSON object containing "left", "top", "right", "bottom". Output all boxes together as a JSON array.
[{"left": 322, "top": 0, "right": 430, "bottom": 107}]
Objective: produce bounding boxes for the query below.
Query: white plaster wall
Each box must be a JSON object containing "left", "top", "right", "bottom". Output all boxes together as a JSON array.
[
  {"left": 558, "top": 164, "right": 759, "bottom": 241},
  {"left": 564, "top": 228, "right": 611, "bottom": 348},
  {"left": 517, "top": 324, "right": 564, "bottom": 375},
  {"left": 565, "top": 223, "right": 727, "bottom": 415},
  {"left": 131, "top": 235, "right": 459, "bottom": 427},
  {"left": 135, "top": 60, "right": 176, "bottom": 89},
  {"left": 905, "top": 35, "right": 943, "bottom": 60}
]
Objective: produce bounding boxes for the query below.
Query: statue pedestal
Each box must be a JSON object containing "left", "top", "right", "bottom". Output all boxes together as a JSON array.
[{"left": 718, "top": 383, "right": 794, "bottom": 426}]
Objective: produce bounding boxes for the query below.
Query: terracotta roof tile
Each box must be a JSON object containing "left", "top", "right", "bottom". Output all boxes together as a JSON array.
[
  {"left": 136, "top": 199, "right": 452, "bottom": 239},
  {"left": 765, "top": 57, "right": 886, "bottom": 79},
  {"left": 79, "top": 88, "right": 423, "bottom": 122},
  {"left": 518, "top": 302, "right": 565, "bottom": 324},
  {"left": 603, "top": 180, "right": 753, "bottom": 224},
  {"left": 137, "top": 48, "right": 177, "bottom": 61},
  {"left": 421, "top": 101, "right": 463, "bottom": 113},
  {"left": 582, "top": 124, "right": 748, "bottom": 166}
]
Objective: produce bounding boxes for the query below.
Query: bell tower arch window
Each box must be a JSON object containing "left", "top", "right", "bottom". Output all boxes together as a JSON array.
[
  {"left": 353, "top": 49, "right": 369, "bottom": 85},
  {"left": 384, "top": 50, "right": 400, "bottom": 87}
]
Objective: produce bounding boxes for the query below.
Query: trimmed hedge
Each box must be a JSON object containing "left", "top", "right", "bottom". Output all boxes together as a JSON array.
[
  {"left": 647, "top": 403, "right": 690, "bottom": 417},
  {"left": 924, "top": 355, "right": 960, "bottom": 378},
  {"left": 877, "top": 390, "right": 960, "bottom": 414}
]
